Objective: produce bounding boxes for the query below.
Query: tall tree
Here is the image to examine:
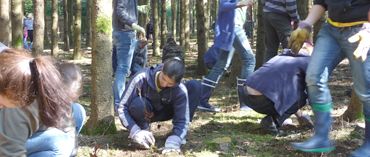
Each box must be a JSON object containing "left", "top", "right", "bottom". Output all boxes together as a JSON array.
[
  {"left": 73, "top": 0, "right": 82, "bottom": 59},
  {"left": 33, "top": 0, "right": 45, "bottom": 55},
  {"left": 68, "top": 0, "right": 74, "bottom": 47},
  {"left": 255, "top": 0, "right": 265, "bottom": 69},
  {"left": 11, "top": 0, "right": 23, "bottom": 48},
  {"left": 0, "top": 0, "right": 11, "bottom": 45},
  {"left": 85, "top": 0, "right": 92, "bottom": 48},
  {"left": 44, "top": 0, "right": 50, "bottom": 49},
  {"left": 180, "top": 0, "right": 190, "bottom": 52},
  {"left": 152, "top": 0, "right": 160, "bottom": 56},
  {"left": 160, "top": 0, "right": 167, "bottom": 48},
  {"left": 171, "top": 0, "right": 177, "bottom": 40},
  {"left": 85, "top": 0, "right": 116, "bottom": 135},
  {"left": 63, "top": 0, "right": 70, "bottom": 51},
  {"left": 51, "top": 0, "right": 58, "bottom": 56},
  {"left": 196, "top": 0, "right": 208, "bottom": 75}
]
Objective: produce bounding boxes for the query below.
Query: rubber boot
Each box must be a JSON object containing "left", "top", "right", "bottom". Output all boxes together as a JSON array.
[
  {"left": 198, "top": 77, "right": 220, "bottom": 112},
  {"left": 237, "top": 77, "right": 252, "bottom": 111},
  {"left": 291, "top": 103, "right": 335, "bottom": 153},
  {"left": 351, "top": 119, "right": 370, "bottom": 157}
]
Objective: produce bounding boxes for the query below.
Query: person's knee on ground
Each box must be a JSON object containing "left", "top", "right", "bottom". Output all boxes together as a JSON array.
[
  {"left": 184, "top": 80, "right": 202, "bottom": 121},
  {"left": 128, "top": 97, "right": 153, "bottom": 130}
]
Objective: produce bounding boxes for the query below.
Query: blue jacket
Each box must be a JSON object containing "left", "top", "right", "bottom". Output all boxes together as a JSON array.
[
  {"left": 214, "top": 0, "right": 239, "bottom": 51},
  {"left": 245, "top": 50, "right": 310, "bottom": 115},
  {"left": 117, "top": 64, "right": 190, "bottom": 140}
]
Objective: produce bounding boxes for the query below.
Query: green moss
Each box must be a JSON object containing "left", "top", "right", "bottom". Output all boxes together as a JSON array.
[
  {"left": 13, "top": 37, "right": 23, "bottom": 48},
  {"left": 96, "top": 16, "right": 112, "bottom": 35},
  {"left": 81, "top": 117, "right": 117, "bottom": 135}
]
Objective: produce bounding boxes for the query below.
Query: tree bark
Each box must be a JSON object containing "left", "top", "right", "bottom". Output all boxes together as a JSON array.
[
  {"left": 63, "top": 0, "right": 70, "bottom": 51},
  {"left": 183, "top": 0, "right": 190, "bottom": 52},
  {"left": 73, "top": 0, "right": 82, "bottom": 60},
  {"left": 68, "top": 0, "right": 74, "bottom": 47},
  {"left": 0, "top": 0, "right": 11, "bottom": 45},
  {"left": 255, "top": 0, "right": 265, "bottom": 69},
  {"left": 44, "top": 0, "right": 50, "bottom": 49},
  {"left": 196, "top": 0, "right": 208, "bottom": 75},
  {"left": 152, "top": 0, "right": 160, "bottom": 56},
  {"left": 160, "top": 0, "right": 167, "bottom": 49},
  {"left": 85, "top": 0, "right": 116, "bottom": 135},
  {"left": 11, "top": 0, "right": 23, "bottom": 48},
  {"left": 51, "top": 0, "right": 59, "bottom": 56},
  {"left": 171, "top": 0, "right": 177, "bottom": 40},
  {"left": 33, "top": 0, "right": 45, "bottom": 55},
  {"left": 85, "top": 0, "right": 92, "bottom": 48}
]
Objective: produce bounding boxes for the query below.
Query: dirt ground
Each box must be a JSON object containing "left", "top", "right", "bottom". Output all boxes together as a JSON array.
[{"left": 65, "top": 42, "right": 365, "bottom": 157}]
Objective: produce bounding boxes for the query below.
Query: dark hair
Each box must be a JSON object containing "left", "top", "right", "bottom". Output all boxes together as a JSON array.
[
  {"left": 162, "top": 57, "right": 185, "bottom": 83},
  {"left": 0, "top": 49, "right": 72, "bottom": 128},
  {"left": 58, "top": 63, "right": 82, "bottom": 101}
]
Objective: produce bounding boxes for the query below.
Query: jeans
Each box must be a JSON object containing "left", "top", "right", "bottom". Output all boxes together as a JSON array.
[
  {"left": 204, "top": 26, "right": 255, "bottom": 83},
  {"left": 71, "top": 103, "right": 86, "bottom": 134},
  {"left": 25, "top": 128, "right": 75, "bottom": 157},
  {"left": 113, "top": 31, "right": 137, "bottom": 108},
  {"left": 263, "top": 12, "right": 292, "bottom": 62},
  {"left": 306, "top": 23, "right": 370, "bottom": 117}
]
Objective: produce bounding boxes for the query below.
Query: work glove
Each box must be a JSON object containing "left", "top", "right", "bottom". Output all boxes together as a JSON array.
[
  {"left": 129, "top": 124, "right": 155, "bottom": 149},
  {"left": 162, "top": 135, "right": 182, "bottom": 154},
  {"left": 348, "top": 23, "right": 370, "bottom": 62},
  {"left": 288, "top": 21, "right": 312, "bottom": 54},
  {"left": 131, "top": 23, "right": 146, "bottom": 35}
]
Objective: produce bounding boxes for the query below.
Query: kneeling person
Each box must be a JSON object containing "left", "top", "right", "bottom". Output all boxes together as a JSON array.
[
  {"left": 117, "top": 58, "right": 196, "bottom": 153},
  {"left": 239, "top": 43, "right": 314, "bottom": 133}
]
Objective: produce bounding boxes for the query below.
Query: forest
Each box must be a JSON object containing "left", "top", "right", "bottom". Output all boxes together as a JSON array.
[{"left": 0, "top": 0, "right": 367, "bottom": 156}]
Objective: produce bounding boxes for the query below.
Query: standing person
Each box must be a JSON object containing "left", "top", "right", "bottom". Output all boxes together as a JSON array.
[
  {"left": 263, "top": 0, "right": 299, "bottom": 62},
  {"left": 112, "top": 0, "right": 146, "bottom": 109},
  {"left": 24, "top": 13, "right": 34, "bottom": 50},
  {"left": 290, "top": 1, "right": 370, "bottom": 156},
  {"left": 117, "top": 58, "right": 197, "bottom": 154},
  {"left": 198, "top": 0, "right": 255, "bottom": 112},
  {"left": 0, "top": 48, "right": 76, "bottom": 156}
]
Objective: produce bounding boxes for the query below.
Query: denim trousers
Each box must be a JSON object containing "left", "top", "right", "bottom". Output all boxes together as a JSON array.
[
  {"left": 204, "top": 26, "right": 255, "bottom": 83},
  {"left": 25, "top": 103, "right": 86, "bottom": 157},
  {"left": 113, "top": 31, "right": 137, "bottom": 108},
  {"left": 306, "top": 23, "right": 370, "bottom": 118}
]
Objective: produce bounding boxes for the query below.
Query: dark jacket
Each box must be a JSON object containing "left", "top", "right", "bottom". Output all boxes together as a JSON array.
[
  {"left": 117, "top": 64, "right": 190, "bottom": 140},
  {"left": 113, "top": 0, "right": 138, "bottom": 31},
  {"left": 314, "top": 0, "right": 370, "bottom": 23},
  {"left": 245, "top": 50, "right": 310, "bottom": 115}
]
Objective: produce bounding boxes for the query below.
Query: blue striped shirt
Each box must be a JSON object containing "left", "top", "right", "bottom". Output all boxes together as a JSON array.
[{"left": 263, "top": 0, "right": 299, "bottom": 21}]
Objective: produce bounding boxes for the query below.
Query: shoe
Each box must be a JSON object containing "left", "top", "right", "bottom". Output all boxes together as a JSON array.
[
  {"left": 260, "top": 116, "right": 279, "bottom": 134},
  {"left": 351, "top": 120, "right": 370, "bottom": 157},
  {"left": 197, "top": 102, "right": 221, "bottom": 112},
  {"left": 240, "top": 105, "right": 252, "bottom": 111}
]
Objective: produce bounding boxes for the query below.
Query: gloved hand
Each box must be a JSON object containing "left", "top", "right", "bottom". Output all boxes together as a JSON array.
[
  {"left": 161, "top": 135, "right": 182, "bottom": 154},
  {"left": 129, "top": 125, "right": 155, "bottom": 149},
  {"left": 348, "top": 23, "right": 370, "bottom": 62},
  {"left": 288, "top": 21, "right": 312, "bottom": 54},
  {"left": 131, "top": 23, "right": 146, "bottom": 35}
]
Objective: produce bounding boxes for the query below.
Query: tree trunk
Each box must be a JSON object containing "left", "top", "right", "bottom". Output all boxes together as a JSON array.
[
  {"left": 51, "top": 0, "right": 59, "bottom": 56},
  {"left": 0, "top": 0, "right": 11, "bottom": 45},
  {"left": 68, "top": 0, "right": 74, "bottom": 47},
  {"left": 341, "top": 88, "right": 364, "bottom": 122},
  {"left": 171, "top": 0, "right": 177, "bottom": 40},
  {"left": 196, "top": 0, "right": 208, "bottom": 75},
  {"left": 160, "top": 0, "right": 167, "bottom": 48},
  {"left": 63, "top": 0, "right": 70, "bottom": 51},
  {"left": 211, "top": 0, "right": 218, "bottom": 28},
  {"left": 152, "top": 0, "right": 160, "bottom": 56},
  {"left": 33, "top": 0, "right": 45, "bottom": 55},
  {"left": 183, "top": 0, "right": 190, "bottom": 52},
  {"left": 296, "top": 0, "right": 310, "bottom": 20},
  {"left": 85, "top": 0, "right": 92, "bottom": 48},
  {"left": 85, "top": 0, "right": 116, "bottom": 135},
  {"left": 73, "top": 0, "right": 82, "bottom": 60},
  {"left": 255, "top": 0, "right": 265, "bottom": 69},
  {"left": 179, "top": 1, "right": 183, "bottom": 46},
  {"left": 138, "top": 0, "right": 148, "bottom": 29},
  {"left": 11, "top": 0, "right": 23, "bottom": 48},
  {"left": 44, "top": 0, "right": 50, "bottom": 49}
]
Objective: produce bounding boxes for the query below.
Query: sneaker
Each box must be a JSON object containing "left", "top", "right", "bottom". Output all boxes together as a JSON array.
[
  {"left": 197, "top": 103, "right": 221, "bottom": 112},
  {"left": 240, "top": 105, "right": 252, "bottom": 111}
]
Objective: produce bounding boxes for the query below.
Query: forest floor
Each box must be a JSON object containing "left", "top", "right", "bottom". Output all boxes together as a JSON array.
[{"left": 58, "top": 40, "right": 366, "bottom": 157}]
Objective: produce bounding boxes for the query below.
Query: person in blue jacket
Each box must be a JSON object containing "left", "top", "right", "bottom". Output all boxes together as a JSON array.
[
  {"left": 199, "top": 0, "right": 256, "bottom": 112},
  {"left": 240, "top": 43, "right": 313, "bottom": 133},
  {"left": 117, "top": 58, "right": 198, "bottom": 154}
]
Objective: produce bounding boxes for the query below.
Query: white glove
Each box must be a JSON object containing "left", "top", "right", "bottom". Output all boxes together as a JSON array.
[
  {"left": 162, "top": 135, "right": 182, "bottom": 154},
  {"left": 131, "top": 23, "right": 146, "bottom": 35},
  {"left": 348, "top": 23, "right": 370, "bottom": 62},
  {"left": 129, "top": 125, "right": 155, "bottom": 149}
]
